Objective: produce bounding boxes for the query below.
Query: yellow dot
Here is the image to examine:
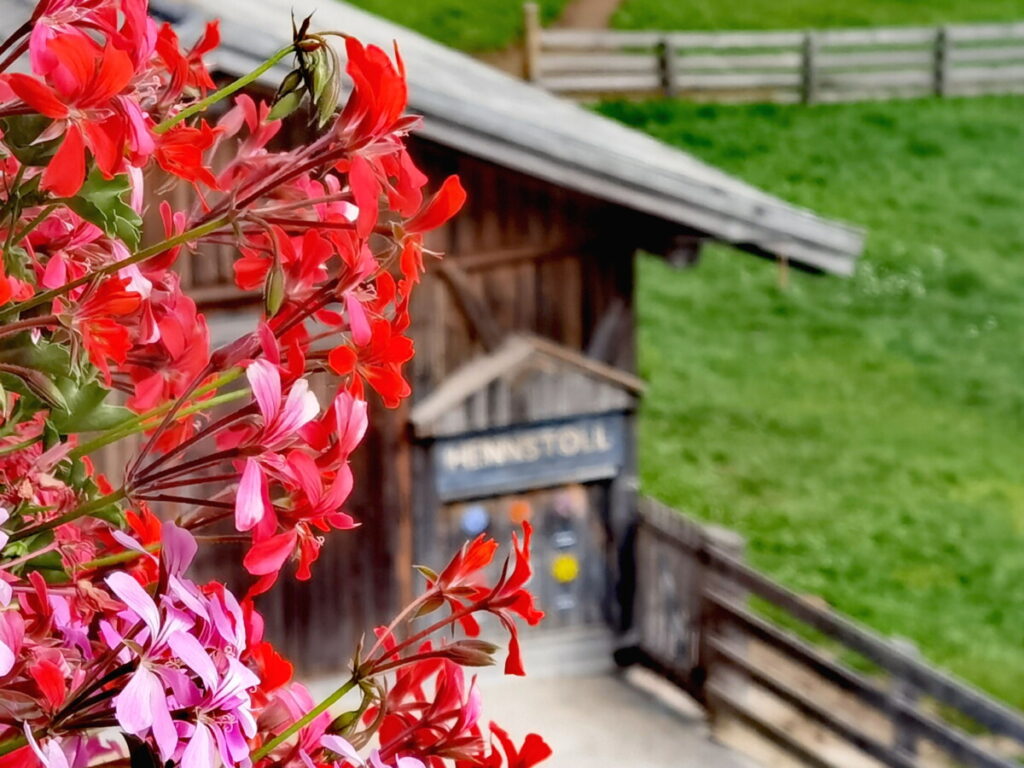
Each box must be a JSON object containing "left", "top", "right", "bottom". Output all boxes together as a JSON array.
[{"left": 551, "top": 553, "right": 579, "bottom": 584}]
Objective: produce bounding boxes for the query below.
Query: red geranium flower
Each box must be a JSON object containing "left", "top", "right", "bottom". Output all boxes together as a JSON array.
[{"left": 5, "top": 35, "right": 148, "bottom": 197}]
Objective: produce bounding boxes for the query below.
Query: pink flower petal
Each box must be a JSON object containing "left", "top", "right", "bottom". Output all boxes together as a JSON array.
[
  {"left": 235, "top": 458, "right": 269, "bottom": 532},
  {"left": 322, "top": 735, "right": 363, "bottom": 764},
  {"left": 150, "top": 685, "right": 179, "bottom": 762},
  {"left": 115, "top": 665, "right": 158, "bottom": 734},
  {"left": 0, "top": 641, "right": 14, "bottom": 677},
  {"left": 24, "top": 725, "right": 70, "bottom": 768},
  {"left": 345, "top": 293, "right": 372, "bottom": 347},
  {"left": 105, "top": 572, "right": 161, "bottom": 637},
  {"left": 181, "top": 721, "right": 216, "bottom": 768},
  {"left": 161, "top": 521, "right": 198, "bottom": 575},
  {"left": 246, "top": 358, "right": 281, "bottom": 424},
  {"left": 167, "top": 631, "right": 218, "bottom": 690}
]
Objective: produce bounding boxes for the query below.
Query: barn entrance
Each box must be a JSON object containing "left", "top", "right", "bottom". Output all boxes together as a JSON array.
[
  {"left": 439, "top": 483, "right": 612, "bottom": 630},
  {"left": 409, "top": 335, "right": 644, "bottom": 639}
]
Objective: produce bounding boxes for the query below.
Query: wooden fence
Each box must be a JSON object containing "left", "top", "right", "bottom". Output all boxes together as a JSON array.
[
  {"left": 624, "top": 497, "right": 1024, "bottom": 767},
  {"left": 523, "top": 5, "right": 1024, "bottom": 103}
]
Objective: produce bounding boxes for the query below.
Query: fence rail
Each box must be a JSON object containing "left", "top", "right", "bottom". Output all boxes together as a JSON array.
[
  {"left": 523, "top": 6, "right": 1024, "bottom": 103},
  {"left": 626, "top": 497, "right": 1024, "bottom": 767}
]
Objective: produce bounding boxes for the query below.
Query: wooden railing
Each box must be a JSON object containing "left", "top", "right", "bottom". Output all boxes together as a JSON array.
[
  {"left": 523, "top": 5, "right": 1024, "bottom": 103},
  {"left": 624, "top": 497, "right": 1024, "bottom": 767}
]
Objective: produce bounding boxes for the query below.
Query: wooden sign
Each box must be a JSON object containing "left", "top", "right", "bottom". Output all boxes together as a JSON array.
[{"left": 432, "top": 413, "right": 627, "bottom": 501}]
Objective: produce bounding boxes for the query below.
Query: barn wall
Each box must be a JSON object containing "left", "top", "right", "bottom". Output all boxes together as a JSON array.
[{"left": 95, "top": 132, "right": 642, "bottom": 673}]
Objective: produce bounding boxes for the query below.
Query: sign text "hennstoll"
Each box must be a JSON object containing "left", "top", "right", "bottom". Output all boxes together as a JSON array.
[{"left": 432, "top": 413, "right": 626, "bottom": 500}]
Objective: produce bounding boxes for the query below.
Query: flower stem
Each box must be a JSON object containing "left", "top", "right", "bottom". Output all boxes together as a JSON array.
[
  {"left": 0, "top": 434, "right": 40, "bottom": 458},
  {"left": 251, "top": 677, "right": 359, "bottom": 760},
  {"left": 69, "top": 385, "right": 247, "bottom": 461},
  {"left": 154, "top": 46, "right": 295, "bottom": 134},
  {"left": 9, "top": 487, "right": 128, "bottom": 543},
  {"left": 80, "top": 542, "right": 160, "bottom": 571},
  {"left": 11, "top": 203, "right": 58, "bottom": 246},
  {"left": 69, "top": 368, "right": 243, "bottom": 458},
  {"left": 0, "top": 217, "right": 230, "bottom": 319}
]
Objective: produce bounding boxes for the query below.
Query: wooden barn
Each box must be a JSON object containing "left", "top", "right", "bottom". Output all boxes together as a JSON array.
[{"left": 9, "top": 0, "right": 865, "bottom": 672}]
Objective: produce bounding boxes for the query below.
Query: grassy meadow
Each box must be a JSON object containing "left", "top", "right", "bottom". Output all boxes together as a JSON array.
[
  {"left": 596, "top": 95, "right": 1024, "bottom": 706},
  {"left": 613, "top": 0, "right": 1024, "bottom": 31},
  {"left": 345, "top": 0, "right": 568, "bottom": 51},
  {"left": 339, "top": 0, "right": 1024, "bottom": 707}
]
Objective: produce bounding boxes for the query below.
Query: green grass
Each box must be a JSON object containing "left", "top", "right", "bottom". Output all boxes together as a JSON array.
[
  {"left": 613, "top": 0, "right": 1024, "bottom": 31},
  {"left": 345, "top": 0, "right": 568, "bottom": 52},
  {"left": 595, "top": 95, "right": 1024, "bottom": 708}
]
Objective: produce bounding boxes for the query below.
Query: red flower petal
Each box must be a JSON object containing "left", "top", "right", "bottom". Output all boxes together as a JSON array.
[
  {"left": 242, "top": 530, "right": 297, "bottom": 576},
  {"left": 42, "top": 123, "right": 86, "bottom": 198},
  {"left": 4, "top": 74, "right": 68, "bottom": 119},
  {"left": 406, "top": 175, "right": 466, "bottom": 234}
]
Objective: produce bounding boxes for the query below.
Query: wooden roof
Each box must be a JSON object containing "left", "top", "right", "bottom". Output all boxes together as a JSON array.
[
  {"left": 410, "top": 334, "right": 644, "bottom": 438},
  {"left": 161, "top": 0, "right": 864, "bottom": 275},
  {"left": 0, "top": 0, "right": 864, "bottom": 273}
]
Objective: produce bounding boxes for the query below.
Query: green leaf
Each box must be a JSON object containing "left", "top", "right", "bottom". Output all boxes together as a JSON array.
[
  {"left": 50, "top": 379, "right": 133, "bottom": 433},
  {"left": 66, "top": 170, "right": 143, "bottom": 250},
  {"left": 0, "top": 337, "right": 71, "bottom": 378},
  {"left": 0, "top": 365, "right": 67, "bottom": 411},
  {"left": 0, "top": 116, "right": 59, "bottom": 166}
]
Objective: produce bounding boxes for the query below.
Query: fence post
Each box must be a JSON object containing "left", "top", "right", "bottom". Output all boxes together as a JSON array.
[
  {"left": 696, "top": 525, "right": 748, "bottom": 715},
  {"left": 801, "top": 30, "right": 819, "bottom": 104},
  {"left": 522, "top": 2, "right": 541, "bottom": 83},
  {"left": 933, "top": 25, "right": 950, "bottom": 97},
  {"left": 891, "top": 637, "right": 921, "bottom": 757},
  {"left": 657, "top": 35, "right": 678, "bottom": 98}
]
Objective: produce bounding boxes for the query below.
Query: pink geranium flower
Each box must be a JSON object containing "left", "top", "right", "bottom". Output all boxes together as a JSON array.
[{"left": 234, "top": 358, "right": 320, "bottom": 532}]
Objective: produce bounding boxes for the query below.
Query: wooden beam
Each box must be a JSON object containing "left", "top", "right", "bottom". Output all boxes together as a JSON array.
[{"left": 436, "top": 261, "right": 504, "bottom": 352}]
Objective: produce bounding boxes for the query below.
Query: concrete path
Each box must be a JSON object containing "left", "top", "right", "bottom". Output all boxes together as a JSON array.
[
  {"left": 477, "top": 669, "right": 759, "bottom": 768},
  {"left": 307, "top": 628, "right": 757, "bottom": 767}
]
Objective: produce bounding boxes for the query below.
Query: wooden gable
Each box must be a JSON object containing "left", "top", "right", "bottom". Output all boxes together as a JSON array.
[{"left": 410, "top": 334, "right": 644, "bottom": 440}]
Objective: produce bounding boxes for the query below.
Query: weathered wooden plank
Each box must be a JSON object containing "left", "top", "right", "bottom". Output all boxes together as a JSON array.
[
  {"left": 638, "top": 500, "right": 1024, "bottom": 745},
  {"left": 700, "top": 553, "right": 1024, "bottom": 742},
  {"left": 709, "top": 643, "right": 920, "bottom": 768},
  {"left": 947, "top": 22, "right": 1024, "bottom": 42},
  {"left": 951, "top": 64, "right": 1024, "bottom": 83},
  {"left": 949, "top": 45, "right": 1024, "bottom": 63},
  {"left": 707, "top": 685, "right": 836, "bottom": 768},
  {"left": 676, "top": 71, "right": 803, "bottom": 90},
  {"left": 539, "top": 28, "right": 665, "bottom": 49},
  {"left": 668, "top": 30, "right": 805, "bottom": 49},
  {"left": 817, "top": 49, "right": 934, "bottom": 69},
  {"left": 945, "top": 80, "right": 1024, "bottom": 96},
  {"left": 816, "top": 26, "right": 936, "bottom": 46},
  {"left": 674, "top": 52, "right": 801, "bottom": 70},
  {"left": 812, "top": 86, "right": 932, "bottom": 103},
  {"left": 538, "top": 52, "right": 660, "bottom": 75},
  {"left": 436, "top": 261, "right": 504, "bottom": 352},
  {"left": 708, "top": 593, "right": 1018, "bottom": 768},
  {"left": 819, "top": 69, "right": 934, "bottom": 88},
  {"left": 539, "top": 72, "right": 663, "bottom": 93}
]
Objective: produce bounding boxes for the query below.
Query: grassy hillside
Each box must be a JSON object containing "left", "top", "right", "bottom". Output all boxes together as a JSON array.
[
  {"left": 345, "top": 0, "right": 568, "bottom": 52},
  {"left": 596, "top": 96, "right": 1024, "bottom": 707},
  {"left": 613, "top": 0, "right": 1024, "bottom": 31}
]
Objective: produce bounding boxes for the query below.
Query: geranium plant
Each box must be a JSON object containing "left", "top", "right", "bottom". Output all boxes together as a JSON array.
[{"left": 0, "top": 1, "right": 551, "bottom": 766}]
